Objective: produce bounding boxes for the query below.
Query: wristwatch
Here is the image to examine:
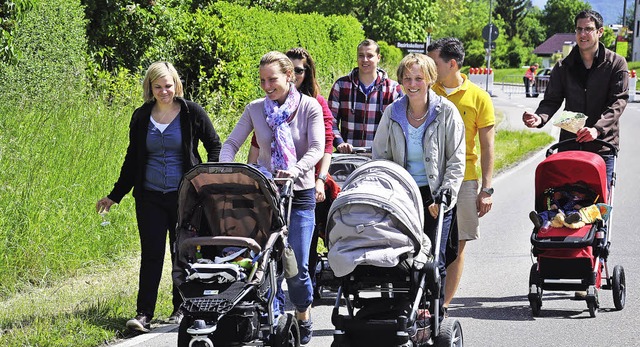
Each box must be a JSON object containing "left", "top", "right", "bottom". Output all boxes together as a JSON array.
[
  {"left": 481, "top": 187, "right": 494, "bottom": 196},
  {"left": 317, "top": 173, "right": 327, "bottom": 183}
]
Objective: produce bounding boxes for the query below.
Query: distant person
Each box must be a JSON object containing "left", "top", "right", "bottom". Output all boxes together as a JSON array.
[
  {"left": 373, "top": 53, "right": 465, "bottom": 322},
  {"left": 522, "top": 9, "right": 628, "bottom": 185},
  {"left": 96, "top": 61, "right": 222, "bottom": 333},
  {"left": 523, "top": 63, "right": 539, "bottom": 97},
  {"left": 427, "top": 37, "right": 495, "bottom": 316},
  {"left": 220, "top": 51, "right": 324, "bottom": 345},
  {"left": 329, "top": 39, "right": 404, "bottom": 153}
]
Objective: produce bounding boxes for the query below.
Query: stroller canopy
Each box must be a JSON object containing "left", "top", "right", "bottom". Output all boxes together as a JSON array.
[
  {"left": 173, "top": 163, "right": 285, "bottom": 286},
  {"left": 326, "top": 159, "right": 428, "bottom": 277},
  {"left": 534, "top": 150, "right": 608, "bottom": 211}
]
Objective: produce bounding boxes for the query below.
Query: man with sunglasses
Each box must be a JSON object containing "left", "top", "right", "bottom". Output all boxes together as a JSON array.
[
  {"left": 329, "top": 39, "right": 403, "bottom": 153},
  {"left": 522, "top": 9, "right": 628, "bottom": 185}
]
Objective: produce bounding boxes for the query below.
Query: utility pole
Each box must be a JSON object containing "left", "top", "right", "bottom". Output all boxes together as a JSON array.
[{"left": 485, "top": 0, "right": 493, "bottom": 94}]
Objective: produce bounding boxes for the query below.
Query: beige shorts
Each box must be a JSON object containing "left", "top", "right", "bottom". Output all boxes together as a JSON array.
[{"left": 456, "top": 180, "right": 480, "bottom": 241}]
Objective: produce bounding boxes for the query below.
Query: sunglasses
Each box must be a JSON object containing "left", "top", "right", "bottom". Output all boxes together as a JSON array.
[{"left": 294, "top": 67, "right": 306, "bottom": 75}]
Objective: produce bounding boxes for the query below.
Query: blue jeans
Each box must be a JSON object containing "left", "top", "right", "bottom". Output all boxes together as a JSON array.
[
  {"left": 602, "top": 154, "right": 614, "bottom": 189},
  {"left": 275, "top": 207, "right": 315, "bottom": 314}
]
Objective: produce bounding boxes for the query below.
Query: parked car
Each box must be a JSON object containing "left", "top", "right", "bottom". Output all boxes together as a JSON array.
[{"left": 535, "top": 67, "right": 553, "bottom": 94}]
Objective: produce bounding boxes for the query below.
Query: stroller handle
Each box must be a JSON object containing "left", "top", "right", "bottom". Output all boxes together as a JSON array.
[
  {"left": 546, "top": 139, "right": 618, "bottom": 157},
  {"left": 352, "top": 146, "right": 372, "bottom": 154}
]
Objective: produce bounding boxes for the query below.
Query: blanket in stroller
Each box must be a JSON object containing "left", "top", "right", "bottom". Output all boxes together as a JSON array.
[{"left": 326, "top": 160, "right": 430, "bottom": 278}]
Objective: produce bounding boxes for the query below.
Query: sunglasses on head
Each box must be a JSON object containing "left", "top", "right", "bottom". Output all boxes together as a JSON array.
[{"left": 294, "top": 67, "right": 306, "bottom": 75}]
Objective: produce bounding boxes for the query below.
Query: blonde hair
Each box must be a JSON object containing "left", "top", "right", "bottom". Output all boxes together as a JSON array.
[
  {"left": 397, "top": 53, "right": 438, "bottom": 87},
  {"left": 259, "top": 51, "right": 294, "bottom": 76},
  {"left": 142, "top": 61, "right": 184, "bottom": 103}
]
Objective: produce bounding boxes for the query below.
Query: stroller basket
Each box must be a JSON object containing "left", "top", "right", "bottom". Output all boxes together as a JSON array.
[{"left": 183, "top": 297, "right": 235, "bottom": 315}]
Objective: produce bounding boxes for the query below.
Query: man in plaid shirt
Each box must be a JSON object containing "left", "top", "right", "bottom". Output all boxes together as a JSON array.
[{"left": 329, "top": 39, "right": 404, "bottom": 153}]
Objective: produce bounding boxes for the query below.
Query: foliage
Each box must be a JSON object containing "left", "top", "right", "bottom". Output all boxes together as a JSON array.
[
  {"left": 169, "top": 1, "right": 363, "bottom": 121},
  {"left": 82, "top": 0, "right": 161, "bottom": 72},
  {"left": 518, "top": 6, "right": 547, "bottom": 47},
  {"left": 0, "top": 0, "right": 34, "bottom": 63},
  {"left": 541, "top": 0, "right": 591, "bottom": 38},
  {"left": 377, "top": 40, "right": 403, "bottom": 79},
  {"left": 288, "top": 0, "right": 436, "bottom": 44},
  {"left": 0, "top": 0, "right": 87, "bottom": 107},
  {"left": 494, "top": 0, "right": 529, "bottom": 39},
  {"left": 601, "top": 26, "right": 616, "bottom": 48}
]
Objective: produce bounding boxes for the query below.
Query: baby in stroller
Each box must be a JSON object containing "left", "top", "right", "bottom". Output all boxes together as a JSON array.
[
  {"left": 529, "top": 181, "right": 611, "bottom": 229},
  {"left": 172, "top": 163, "right": 300, "bottom": 347},
  {"left": 327, "top": 160, "right": 462, "bottom": 347}
]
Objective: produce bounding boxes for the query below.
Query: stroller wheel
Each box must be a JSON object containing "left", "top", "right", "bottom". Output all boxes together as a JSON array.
[
  {"left": 177, "top": 317, "right": 214, "bottom": 347},
  {"left": 433, "top": 318, "right": 463, "bottom": 347},
  {"left": 528, "top": 263, "right": 542, "bottom": 317},
  {"left": 586, "top": 287, "right": 599, "bottom": 318},
  {"left": 270, "top": 313, "right": 300, "bottom": 347},
  {"left": 612, "top": 265, "right": 626, "bottom": 310},
  {"left": 587, "top": 300, "right": 598, "bottom": 318}
]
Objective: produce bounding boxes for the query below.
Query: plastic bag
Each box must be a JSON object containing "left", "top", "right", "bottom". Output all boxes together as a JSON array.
[
  {"left": 282, "top": 242, "right": 298, "bottom": 279},
  {"left": 553, "top": 111, "right": 587, "bottom": 133}
]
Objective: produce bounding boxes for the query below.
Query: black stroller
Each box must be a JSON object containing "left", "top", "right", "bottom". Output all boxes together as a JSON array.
[
  {"left": 172, "top": 163, "right": 300, "bottom": 347},
  {"left": 326, "top": 160, "right": 463, "bottom": 347}
]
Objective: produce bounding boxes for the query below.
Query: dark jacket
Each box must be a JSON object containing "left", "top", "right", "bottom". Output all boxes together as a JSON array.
[
  {"left": 108, "top": 97, "right": 221, "bottom": 202},
  {"left": 535, "top": 42, "right": 628, "bottom": 153}
]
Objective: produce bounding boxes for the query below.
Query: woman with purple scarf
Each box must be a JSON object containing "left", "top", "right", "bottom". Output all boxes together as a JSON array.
[{"left": 220, "top": 51, "right": 324, "bottom": 345}]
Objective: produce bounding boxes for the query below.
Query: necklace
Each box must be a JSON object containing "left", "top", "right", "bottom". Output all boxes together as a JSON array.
[
  {"left": 408, "top": 105, "right": 428, "bottom": 122},
  {"left": 152, "top": 104, "right": 178, "bottom": 124}
]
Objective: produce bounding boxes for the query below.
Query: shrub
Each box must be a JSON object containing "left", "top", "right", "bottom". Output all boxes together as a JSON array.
[{"left": 0, "top": 0, "right": 88, "bottom": 107}]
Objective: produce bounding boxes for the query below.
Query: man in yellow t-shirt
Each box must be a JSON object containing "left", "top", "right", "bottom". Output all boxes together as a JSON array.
[{"left": 428, "top": 37, "right": 495, "bottom": 315}]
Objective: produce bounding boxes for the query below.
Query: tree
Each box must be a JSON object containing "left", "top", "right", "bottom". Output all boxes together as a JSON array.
[
  {"left": 289, "top": 0, "right": 438, "bottom": 43},
  {"left": 494, "top": 0, "right": 529, "bottom": 39},
  {"left": 541, "top": 0, "right": 591, "bottom": 37},
  {"left": 518, "top": 5, "right": 547, "bottom": 47}
]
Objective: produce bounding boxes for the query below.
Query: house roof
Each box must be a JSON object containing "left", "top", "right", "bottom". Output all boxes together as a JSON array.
[{"left": 533, "top": 33, "right": 576, "bottom": 55}]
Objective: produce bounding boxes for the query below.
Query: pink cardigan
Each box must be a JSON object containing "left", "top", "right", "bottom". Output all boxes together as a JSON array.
[{"left": 220, "top": 94, "right": 325, "bottom": 191}]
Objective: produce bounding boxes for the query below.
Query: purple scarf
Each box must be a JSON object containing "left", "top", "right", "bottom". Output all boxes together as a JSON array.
[{"left": 264, "top": 83, "right": 300, "bottom": 172}]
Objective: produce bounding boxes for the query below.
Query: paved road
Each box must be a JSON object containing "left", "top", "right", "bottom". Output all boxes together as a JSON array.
[{"left": 109, "top": 88, "right": 640, "bottom": 347}]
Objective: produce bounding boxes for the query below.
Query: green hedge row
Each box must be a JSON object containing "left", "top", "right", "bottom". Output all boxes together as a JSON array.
[{"left": 169, "top": 1, "right": 364, "bottom": 128}]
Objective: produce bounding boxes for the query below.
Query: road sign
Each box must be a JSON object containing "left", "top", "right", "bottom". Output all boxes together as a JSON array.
[
  {"left": 484, "top": 41, "right": 496, "bottom": 50},
  {"left": 482, "top": 23, "right": 499, "bottom": 41},
  {"left": 396, "top": 41, "right": 426, "bottom": 54}
]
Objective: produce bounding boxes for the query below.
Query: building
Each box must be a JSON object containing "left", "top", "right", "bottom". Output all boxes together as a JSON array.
[
  {"left": 634, "top": 0, "right": 640, "bottom": 61},
  {"left": 532, "top": 33, "right": 576, "bottom": 68}
]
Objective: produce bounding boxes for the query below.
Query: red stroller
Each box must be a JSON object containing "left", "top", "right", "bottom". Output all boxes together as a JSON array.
[{"left": 528, "top": 139, "right": 626, "bottom": 317}]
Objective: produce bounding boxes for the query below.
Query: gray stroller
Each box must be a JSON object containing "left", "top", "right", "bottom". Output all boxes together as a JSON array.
[{"left": 326, "top": 160, "right": 463, "bottom": 347}]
